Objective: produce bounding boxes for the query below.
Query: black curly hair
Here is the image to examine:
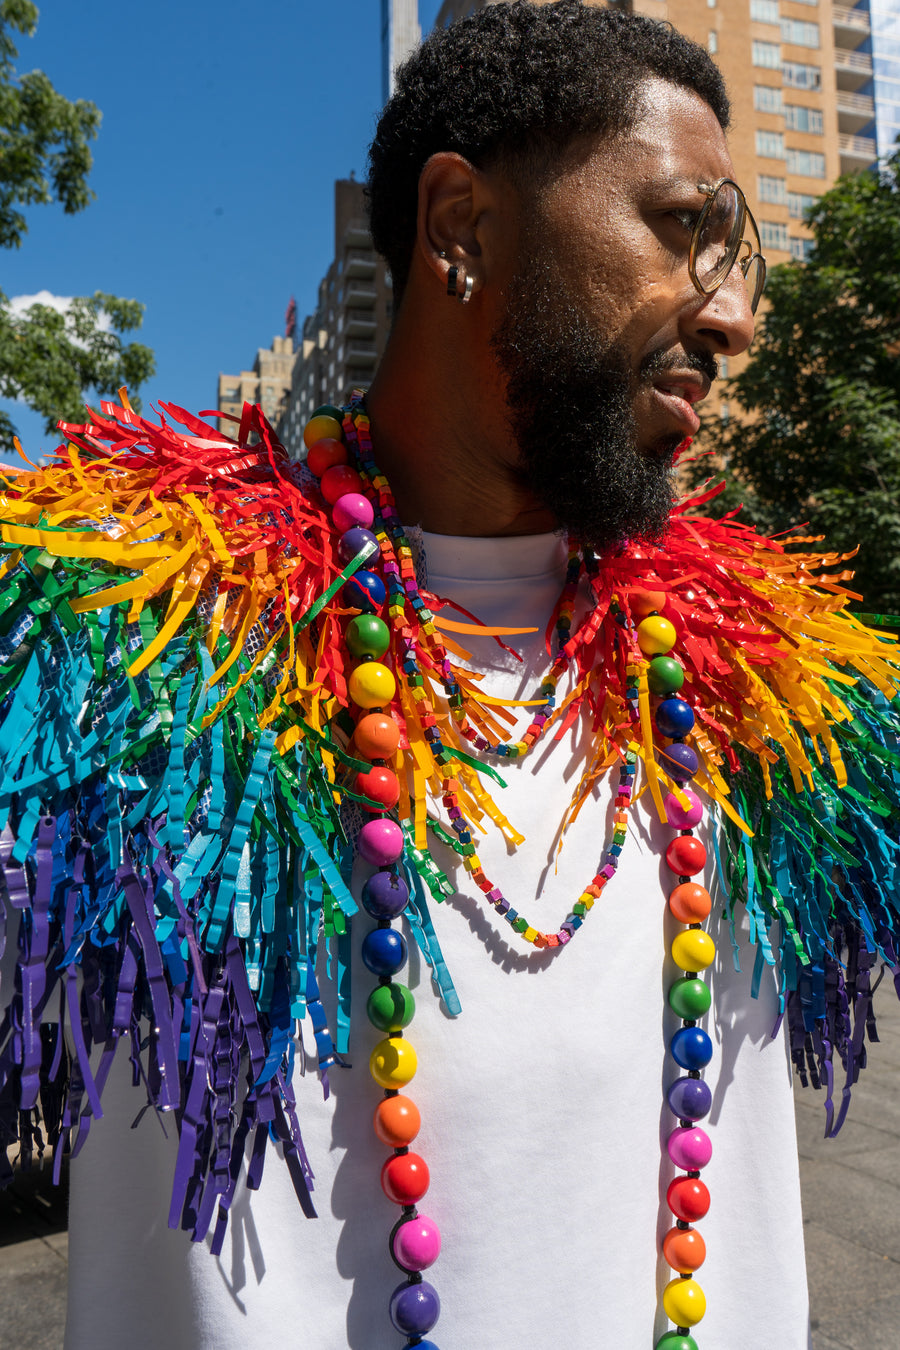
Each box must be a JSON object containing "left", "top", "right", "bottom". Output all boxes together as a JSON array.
[{"left": 367, "top": 0, "right": 730, "bottom": 300}]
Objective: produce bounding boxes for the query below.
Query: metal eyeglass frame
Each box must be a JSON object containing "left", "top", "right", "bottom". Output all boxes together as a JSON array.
[{"left": 688, "top": 178, "right": 767, "bottom": 314}]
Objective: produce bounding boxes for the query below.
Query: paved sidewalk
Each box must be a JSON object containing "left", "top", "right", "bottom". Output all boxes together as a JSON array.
[{"left": 2, "top": 991, "right": 899, "bottom": 1349}]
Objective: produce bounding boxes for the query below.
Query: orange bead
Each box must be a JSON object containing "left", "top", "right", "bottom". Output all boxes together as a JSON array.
[
  {"left": 355, "top": 712, "right": 401, "bottom": 759},
  {"left": 374, "top": 1094, "right": 421, "bottom": 1147},
  {"left": 669, "top": 882, "right": 712, "bottom": 923},
  {"left": 663, "top": 1225, "right": 707, "bottom": 1273},
  {"left": 629, "top": 589, "right": 667, "bottom": 618}
]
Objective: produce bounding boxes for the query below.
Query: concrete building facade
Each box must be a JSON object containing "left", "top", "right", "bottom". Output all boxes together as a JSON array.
[
  {"left": 381, "top": 0, "right": 422, "bottom": 100},
  {"left": 217, "top": 335, "right": 295, "bottom": 438}
]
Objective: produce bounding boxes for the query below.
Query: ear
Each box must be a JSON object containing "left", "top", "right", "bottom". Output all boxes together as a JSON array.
[{"left": 415, "top": 152, "right": 486, "bottom": 296}]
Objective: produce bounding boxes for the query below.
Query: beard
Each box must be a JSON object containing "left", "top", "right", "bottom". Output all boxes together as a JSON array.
[{"left": 492, "top": 251, "right": 711, "bottom": 554}]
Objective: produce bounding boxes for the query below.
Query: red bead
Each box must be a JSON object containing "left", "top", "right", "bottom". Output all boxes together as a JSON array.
[
  {"left": 355, "top": 765, "right": 400, "bottom": 811},
  {"left": 381, "top": 1151, "right": 430, "bottom": 1205},
  {"left": 306, "top": 437, "right": 348, "bottom": 478},
  {"left": 669, "top": 882, "right": 712, "bottom": 923},
  {"left": 667, "top": 1176, "right": 711, "bottom": 1223},
  {"left": 374, "top": 1094, "right": 421, "bottom": 1147},
  {"left": 664, "top": 835, "right": 707, "bottom": 877},
  {"left": 354, "top": 712, "right": 401, "bottom": 760},
  {"left": 321, "top": 463, "right": 363, "bottom": 504}
]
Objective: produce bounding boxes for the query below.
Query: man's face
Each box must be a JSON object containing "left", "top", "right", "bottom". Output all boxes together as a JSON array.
[{"left": 491, "top": 78, "right": 756, "bottom": 553}]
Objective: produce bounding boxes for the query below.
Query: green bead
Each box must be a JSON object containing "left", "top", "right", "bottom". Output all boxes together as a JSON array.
[
  {"left": 366, "top": 982, "right": 415, "bottom": 1032},
  {"left": 648, "top": 655, "right": 684, "bottom": 696},
  {"left": 312, "top": 403, "right": 344, "bottom": 423},
  {"left": 655, "top": 1335, "right": 699, "bottom": 1350},
  {"left": 346, "top": 614, "right": 390, "bottom": 659},
  {"left": 668, "top": 976, "right": 712, "bottom": 1020}
]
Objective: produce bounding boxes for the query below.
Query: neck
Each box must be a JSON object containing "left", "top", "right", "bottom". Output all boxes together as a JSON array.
[{"left": 364, "top": 290, "right": 558, "bottom": 538}]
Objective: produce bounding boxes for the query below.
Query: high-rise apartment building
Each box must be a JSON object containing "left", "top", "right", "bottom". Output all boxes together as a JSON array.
[
  {"left": 863, "top": 0, "right": 900, "bottom": 156},
  {"left": 277, "top": 179, "right": 393, "bottom": 459},
  {"left": 381, "top": 0, "right": 422, "bottom": 100},
  {"left": 217, "top": 335, "right": 295, "bottom": 437}
]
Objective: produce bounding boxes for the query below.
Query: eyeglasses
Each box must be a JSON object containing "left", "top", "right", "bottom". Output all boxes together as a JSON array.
[{"left": 689, "top": 179, "right": 767, "bottom": 314}]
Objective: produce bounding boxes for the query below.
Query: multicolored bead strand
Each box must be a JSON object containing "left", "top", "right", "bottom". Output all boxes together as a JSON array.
[{"left": 638, "top": 612, "right": 714, "bottom": 1350}]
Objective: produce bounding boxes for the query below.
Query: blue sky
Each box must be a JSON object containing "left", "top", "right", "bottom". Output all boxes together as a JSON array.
[{"left": 2, "top": 0, "right": 442, "bottom": 459}]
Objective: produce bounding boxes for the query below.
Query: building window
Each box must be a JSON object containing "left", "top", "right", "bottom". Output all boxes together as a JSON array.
[
  {"left": 787, "top": 190, "right": 818, "bottom": 218},
  {"left": 758, "top": 174, "right": 788, "bottom": 203},
  {"left": 782, "top": 61, "right": 821, "bottom": 88},
  {"left": 785, "top": 104, "right": 823, "bottom": 133},
  {"left": 756, "top": 128, "right": 786, "bottom": 157},
  {"left": 750, "top": 0, "right": 780, "bottom": 23},
  {"left": 780, "top": 18, "right": 819, "bottom": 47},
  {"left": 707, "top": 0, "right": 717, "bottom": 7},
  {"left": 708, "top": 29, "right": 718, "bottom": 51},
  {"left": 790, "top": 237, "right": 815, "bottom": 261},
  {"left": 719, "top": 357, "right": 729, "bottom": 377},
  {"left": 760, "top": 220, "right": 790, "bottom": 250},
  {"left": 753, "top": 39, "right": 782, "bottom": 67},
  {"left": 754, "top": 84, "right": 784, "bottom": 112},
  {"left": 785, "top": 147, "right": 826, "bottom": 176},
  {"left": 720, "top": 402, "right": 730, "bottom": 424}
]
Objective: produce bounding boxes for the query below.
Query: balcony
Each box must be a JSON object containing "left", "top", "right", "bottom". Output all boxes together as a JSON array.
[
  {"left": 344, "top": 308, "right": 377, "bottom": 339},
  {"left": 344, "top": 283, "right": 377, "bottom": 308},
  {"left": 345, "top": 343, "right": 378, "bottom": 368},
  {"left": 345, "top": 249, "right": 377, "bottom": 281},
  {"left": 832, "top": 5, "right": 870, "bottom": 49},
  {"left": 839, "top": 131, "right": 877, "bottom": 171},
  {"left": 344, "top": 220, "right": 373, "bottom": 249},
  {"left": 834, "top": 46, "right": 874, "bottom": 90},
  {"left": 837, "top": 88, "right": 875, "bottom": 132}
]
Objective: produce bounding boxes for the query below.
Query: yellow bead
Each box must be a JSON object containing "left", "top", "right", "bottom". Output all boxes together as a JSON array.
[
  {"left": 348, "top": 662, "right": 396, "bottom": 709},
  {"left": 671, "top": 928, "right": 716, "bottom": 971},
  {"left": 637, "top": 614, "right": 677, "bottom": 655},
  {"left": 303, "top": 414, "right": 342, "bottom": 449},
  {"left": 369, "top": 1036, "right": 417, "bottom": 1089},
  {"left": 662, "top": 1276, "right": 706, "bottom": 1327}
]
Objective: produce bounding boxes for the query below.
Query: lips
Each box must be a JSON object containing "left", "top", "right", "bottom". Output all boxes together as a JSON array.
[{"left": 648, "top": 372, "right": 711, "bottom": 437}]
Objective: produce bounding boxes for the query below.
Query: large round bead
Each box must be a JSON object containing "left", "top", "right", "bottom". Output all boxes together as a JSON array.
[
  {"left": 662, "top": 1277, "right": 706, "bottom": 1327},
  {"left": 362, "top": 869, "right": 409, "bottom": 919},
  {"left": 358, "top": 818, "right": 404, "bottom": 866},
  {"left": 303, "top": 413, "right": 343, "bottom": 449},
  {"left": 663, "top": 1225, "right": 707, "bottom": 1274},
  {"left": 637, "top": 614, "right": 677, "bottom": 655},
  {"left": 647, "top": 655, "right": 684, "bottom": 696},
  {"left": 668, "top": 976, "right": 711, "bottom": 1020},
  {"left": 367, "top": 981, "right": 415, "bottom": 1032},
  {"left": 665, "top": 835, "right": 707, "bottom": 877},
  {"left": 381, "top": 1151, "right": 430, "bottom": 1205},
  {"left": 668, "top": 882, "right": 711, "bottom": 923},
  {"left": 361, "top": 927, "right": 407, "bottom": 977},
  {"left": 629, "top": 589, "right": 667, "bottom": 618},
  {"left": 343, "top": 568, "right": 386, "bottom": 612},
  {"left": 664, "top": 789, "right": 703, "bottom": 830},
  {"left": 356, "top": 765, "right": 400, "bottom": 812},
  {"left": 666, "top": 1076, "right": 712, "bottom": 1121},
  {"left": 670, "top": 1026, "right": 713, "bottom": 1071},
  {"left": 370, "top": 1036, "right": 418, "bottom": 1089},
  {"left": 655, "top": 1334, "right": 699, "bottom": 1350},
  {"left": 339, "top": 527, "right": 379, "bottom": 564},
  {"left": 389, "top": 1279, "right": 440, "bottom": 1335},
  {"left": 660, "top": 742, "right": 699, "bottom": 782},
  {"left": 332, "top": 492, "right": 374, "bottom": 533},
  {"left": 374, "top": 1094, "right": 420, "bottom": 1147},
  {"left": 355, "top": 712, "right": 400, "bottom": 759},
  {"left": 392, "top": 1214, "right": 442, "bottom": 1271},
  {"left": 346, "top": 614, "right": 390, "bottom": 659},
  {"left": 667, "top": 1125, "right": 712, "bottom": 1170},
  {"left": 349, "top": 662, "right": 396, "bottom": 709},
  {"left": 671, "top": 929, "right": 715, "bottom": 972},
  {"left": 306, "top": 436, "right": 347, "bottom": 478},
  {"left": 655, "top": 697, "right": 695, "bottom": 738},
  {"left": 321, "top": 463, "right": 363, "bottom": 504},
  {"left": 667, "top": 1176, "right": 710, "bottom": 1223}
]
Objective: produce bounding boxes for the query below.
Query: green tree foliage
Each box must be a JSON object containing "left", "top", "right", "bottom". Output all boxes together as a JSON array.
[
  {"left": 0, "top": 1, "right": 154, "bottom": 452},
  {"left": 691, "top": 150, "right": 900, "bottom": 612}
]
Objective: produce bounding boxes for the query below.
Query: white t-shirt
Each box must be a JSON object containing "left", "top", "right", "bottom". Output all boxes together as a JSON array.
[{"left": 64, "top": 531, "right": 810, "bottom": 1349}]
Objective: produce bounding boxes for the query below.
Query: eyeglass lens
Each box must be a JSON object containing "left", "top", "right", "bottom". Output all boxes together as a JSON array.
[{"left": 695, "top": 181, "right": 745, "bottom": 292}]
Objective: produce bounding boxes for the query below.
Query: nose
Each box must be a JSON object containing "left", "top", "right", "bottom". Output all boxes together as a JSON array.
[{"left": 682, "top": 264, "right": 756, "bottom": 358}]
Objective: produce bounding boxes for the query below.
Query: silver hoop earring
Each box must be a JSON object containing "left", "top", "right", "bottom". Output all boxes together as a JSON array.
[{"left": 458, "top": 274, "right": 474, "bottom": 305}]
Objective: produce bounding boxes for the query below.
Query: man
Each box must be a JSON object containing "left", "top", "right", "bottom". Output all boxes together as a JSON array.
[{"left": 3, "top": 4, "right": 895, "bottom": 1349}]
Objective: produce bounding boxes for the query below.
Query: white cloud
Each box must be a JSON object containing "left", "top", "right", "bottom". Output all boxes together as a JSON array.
[{"left": 6, "top": 291, "right": 112, "bottom": 331}]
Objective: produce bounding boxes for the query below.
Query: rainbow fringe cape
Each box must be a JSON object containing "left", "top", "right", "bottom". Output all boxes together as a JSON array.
[{"left": 0, "top": 397, "right": 898, "bottom": 1243}]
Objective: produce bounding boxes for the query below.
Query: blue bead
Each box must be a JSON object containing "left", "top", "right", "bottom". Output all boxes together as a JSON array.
[
  {"left": 343, "top": 568, "right": 386, "bottom": 611},
  {"left": 361, "top": 927, "right": 408, "bottom": 976},
  {"left": 671, "top": 1027, "right": 713, "bottom": 1070},
  {"left": 655, "top": 697, "right": 695, "bottom": 738},
  {"left": 362, "top": 871, "right": 409, "bottom": 920},
  {"left": 667, "top": 1075, "right": 713, "bottom": 1120},
  {"left": 389, "top": 1279, "right": 440, "bottom": 1336}
]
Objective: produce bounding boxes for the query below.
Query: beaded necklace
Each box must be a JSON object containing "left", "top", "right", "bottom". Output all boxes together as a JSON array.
[{"left": 303, "top": 399, "right": 716, "bottom": 1350}]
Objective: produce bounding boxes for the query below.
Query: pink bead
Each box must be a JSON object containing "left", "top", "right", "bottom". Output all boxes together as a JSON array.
[
  {"left": 358, "top": 818, "right": 404, "bottom": 866},
  {"left": 391, "top": 1214, "right": 442, "bottom": 1272},
  {"left": 667, "top": 1125, "right": 712, "bottom": 1171},
  {"left": 332, "top": 492, "right": 375, "bottom": 533},
  {"left": 664, "top": 789, "right": 703, "bottom": 830}
]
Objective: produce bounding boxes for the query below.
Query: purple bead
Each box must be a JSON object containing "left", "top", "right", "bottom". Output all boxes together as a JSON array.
[
  {"left": 339, "top": 527, "right": 378, "bottom": 564},
  {"left": 392, "top": 1214, "right": 442, "bottom": 1271},
  {"left": 655, "top": 697, "right": 695, "bottom": 738},
  {"left": 660, "top": 742, "right": 699, "bottom": 782},
  {"left": 667, "top": 1076, "right": 712, "bottom": 1121},
  {"left": 361, "top": 927, "right": 407, "bottom": 977},
  {"left": 389, "top": 1279, "right": 440, "bottom": 1336},
  {"left": 332, "top": 492, "right": 374, "bottom": 533},
  {"left": 362, "top": 870, "right": 409, "bottom": 919},
  {"left": 667, "top": 1124, "right": 712, "bottom": 1170},
  {"left": 664, "top": 788, "right": 703, "bottom": 829},
  {"left": 343, "top": 569, "right": 386, "bottom": 612},
  {"left": 358, "top": 818, "right": 404, "bottom": 866}
]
